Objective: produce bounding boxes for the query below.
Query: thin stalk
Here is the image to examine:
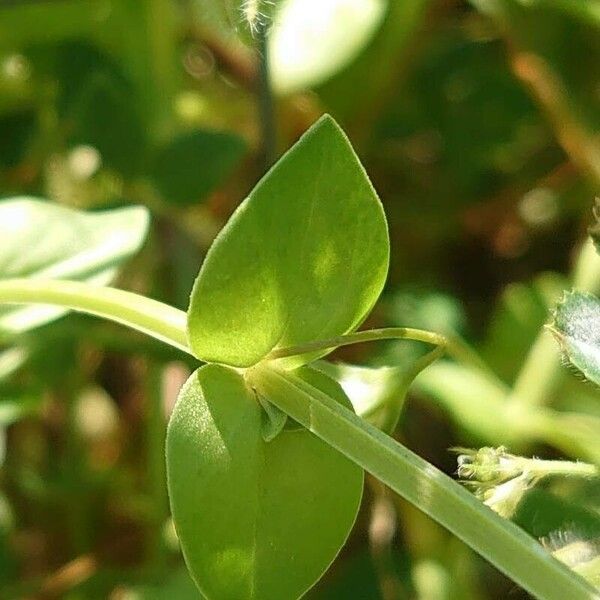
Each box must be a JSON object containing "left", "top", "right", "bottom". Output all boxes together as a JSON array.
[
  {"left": 268, "top": 327, "right": 491, "bottom": 375},
  {"left": 0, "top": 279, "right": 191, "bottom": 355},
  {"left": 267, "top": 327, "right": 447, "bottom": 358},
  {"left": 407, "top": 345, "right": 446, "bottom": 379},
  {"left": 251, "top": 365, "right": 598, "bottom": 600},
  {"left": 256, "top": 21, "right": 276, "bottom": 169},
  {"left": 524, "top": 458, "right": 598, "bottom": 479},
  {"left": 456, "top": 446, "right": 599, "bottom": 488}
]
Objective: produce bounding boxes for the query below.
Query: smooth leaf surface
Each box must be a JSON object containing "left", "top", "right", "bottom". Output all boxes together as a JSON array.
[
  {"left": 0, "top": 198, "right": 148, "bottom": 338},
  {"left": 315, "top": 361, "right": 413, "bottom": 432},
  {"left": 550, "top": 290, "right": 600, "bottom": 387},
  {"left": 283, "top": 362, "right": 358, "bottom": 432},
  {"left": 166, "top": 363, "right": 363, "bottom": 600},
  {"left": 414, "top": 361, "right": 514, "bottom": 443},
  {"left": 150, "top": 130, "right": 246, "bottom": 205},
  {"left": 187, "top": 115, "right": 389, "bottom": 367},
  {"left": 269, "top": 0, "right": 386, "bottom": 94},
  {"left": 482, "top": 273, "right": 567, "bottom": 382}
]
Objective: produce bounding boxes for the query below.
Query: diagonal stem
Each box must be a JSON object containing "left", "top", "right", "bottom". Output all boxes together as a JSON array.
[
  {"left": 0, "top": 279, "right": 191, "bottom": 355},
  {"left": 267, "top": 327, "right": 492, "bottom": 376},
  {"left": 250, "top": 365, "right": 598, "bottom": 600}
]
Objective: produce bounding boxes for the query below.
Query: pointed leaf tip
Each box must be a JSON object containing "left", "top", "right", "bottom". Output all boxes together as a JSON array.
[{"left": 187, "top": 116, "right": 389, "bottom": 367}]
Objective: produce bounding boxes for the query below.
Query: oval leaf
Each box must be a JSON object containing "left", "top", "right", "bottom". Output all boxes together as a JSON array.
[
  {"left": 187, "top": 115, "right": 389, "bottom": 367},
  {"left": 166, "top": 364, "right": 363, "bottom": 600},
  {"left": 550, "top": 290, "right": 600, "bottom": 387},
  {"left": 269, "top": 0, "right": 387, "bottom": 94},
  {"left": 0, "top": 198, "right": 149, "bottom": 338}
]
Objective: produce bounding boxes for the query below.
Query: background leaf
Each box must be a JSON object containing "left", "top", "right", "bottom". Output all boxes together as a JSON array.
[
  {"left": 150, "top": 129, "right": 246, "bottom": 205},
  {"left": 187, "top": 115, "right": 389, "bottom": 367},
  {"left": 0, "top": 198, "right": 149, "bottom": 339},
  {"left": 482, "top": 272, "right": 567, "bottom": 383},
  {"left": 316, "top": 361, "right": 416, "bottom": 432},
  {"left": 269, "top": 0, "right": 387, "bottom": 94},
  {"left": 166, "top": 363, "right": 363, "bottom": 600},
  {"left": 550, "top": 290, "right": 600, "bottom": 387}
]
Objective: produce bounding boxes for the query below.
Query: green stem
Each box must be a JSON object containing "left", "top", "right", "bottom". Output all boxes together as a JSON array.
[
  {"left": 250, "top": 365, "right": 597, "bottom": 600},
  {"left": 1, "top": 278, "right": 595, "bottom": 597},
  {"left": 268, "top": 327, "right": 491, "bottom": 374},
  {"left": 0, "top": 279, "right": 191, "bottom": 356},
  {"left": 268, "top": 327, "right": 447, "bottom": 359},
  {"left": 525, "top": 458, "right": 598, "bottom": 479},
  {"left": 407, "top": 345, "right": 446, "bottom": 379}
]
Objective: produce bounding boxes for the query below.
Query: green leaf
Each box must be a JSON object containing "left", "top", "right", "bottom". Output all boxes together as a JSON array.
[
  {"left": 150, "top": 130, "right": 246, "bottom": 205},
  {"left": 187, "top": 115, "right": 389, "bottom": 367},
  {"left": 482, "top": 272, "right": 567, "bottom": 382},
  {"left": 0, "top": 198, "right": 149, "bottom": 339},
  {"left": 317, "top": 0, "right": 431, "bottom": 124},
  {"left": 257, "top": 395, "right": 288, "bottom": 441},
  {"left": 282, "top": 362, "right": 358, "bottom": 432},
  {"left": 315, "top": 361, "right": 412, "bottom": 432},
  {"left": 166, "top": 363, "right": 363, "bottom": 600},
  {"left": 414, "top": 361, "right": 514, "bottom": 443},
  {"left": 269, "top": 0, "right": 387, "bottom": 94},
  {"left": 550, "top": 290, "right": 600, "bottom": 387}
]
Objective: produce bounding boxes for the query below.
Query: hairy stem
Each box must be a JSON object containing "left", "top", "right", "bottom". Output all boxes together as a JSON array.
[
  {"left": 0, "top": 279, "right": 191, "bottom": 355},
  {"left": 525, "top": 458, "right": 598, "bottom": 479}
]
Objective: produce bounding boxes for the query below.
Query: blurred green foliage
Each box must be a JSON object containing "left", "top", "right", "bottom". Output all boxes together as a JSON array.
[{"left": 0, "top": 0, "right": 599, "bottom": 598}]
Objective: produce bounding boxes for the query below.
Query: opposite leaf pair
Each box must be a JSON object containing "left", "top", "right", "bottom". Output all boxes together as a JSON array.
[{"left": 167, "top": 115, "right": 390, "bottom": 599}]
